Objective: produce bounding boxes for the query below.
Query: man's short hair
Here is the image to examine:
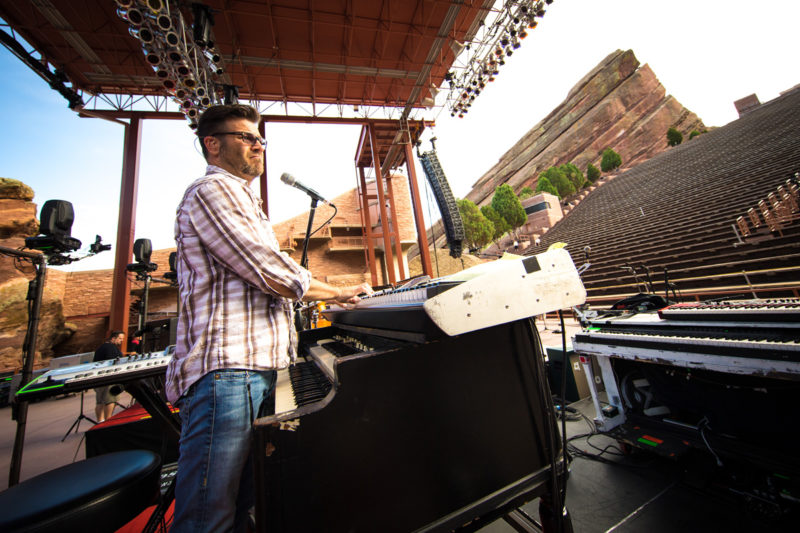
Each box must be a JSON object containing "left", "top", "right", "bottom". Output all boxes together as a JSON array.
[
  {"left": 196, "top": 104, "right": 261, "bottom": 160},
  {"left": 109, "top": 330, "right": 125, "bottom": 340}
]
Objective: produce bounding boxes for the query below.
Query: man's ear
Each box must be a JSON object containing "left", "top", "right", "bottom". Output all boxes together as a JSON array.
[{"left": 203, "top": 135, "right": 220, "bottom": 157}]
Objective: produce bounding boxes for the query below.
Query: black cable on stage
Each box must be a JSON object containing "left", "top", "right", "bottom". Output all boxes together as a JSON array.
[
  {"left": 526, "top": 318, "right": 564, "bottom": 533},
  {"left": 557, "top": 309, "right": 570, "bottom": 523}
]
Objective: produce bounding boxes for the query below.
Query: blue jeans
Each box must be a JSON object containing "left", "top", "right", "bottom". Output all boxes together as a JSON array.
[{"left": 171, "top": 369, "right": 276, "bottom": 533}]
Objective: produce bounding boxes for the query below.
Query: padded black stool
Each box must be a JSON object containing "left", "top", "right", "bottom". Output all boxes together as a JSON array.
[{"left": 0, "top": 450, "right": 161, "bottom": 533}]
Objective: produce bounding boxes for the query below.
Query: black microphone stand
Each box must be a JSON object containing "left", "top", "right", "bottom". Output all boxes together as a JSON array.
[
  {"left": 300, "top": 198, "right": 317, "bottom": 270},
  {"left": 2, "top": 246, "right": 46, "bottom": 487},
  {"left": 294, "top": 197, "right": 318, "bottom": 332}
]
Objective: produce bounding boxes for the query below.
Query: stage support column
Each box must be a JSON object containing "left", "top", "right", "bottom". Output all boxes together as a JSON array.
[
  {"left": 109, "top": 115, "right": 142, "bottom": 337},
  {"left": 404, "top": 142, "right": 433, "bottom": 277},
  {"left": 358, "top": 166, "right": 379, "bottom": 286},
  {"left": 368, "top": 122, "right": 397, "bottom": 285},
  {"left": 383, "top": 176, "right": 406, "bottom": 280},
  {"left": 258, "top": 119, "right": 269, "bottom": 218}
]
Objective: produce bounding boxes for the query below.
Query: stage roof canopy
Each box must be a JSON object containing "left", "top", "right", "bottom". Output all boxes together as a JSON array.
[{"left": 1, "top": 0, "right": 490, "bottom": 111}]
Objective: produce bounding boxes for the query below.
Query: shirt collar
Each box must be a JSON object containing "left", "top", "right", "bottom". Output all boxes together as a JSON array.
[{"left": 206, "top": 164, "right": 251, "bottom": 186}]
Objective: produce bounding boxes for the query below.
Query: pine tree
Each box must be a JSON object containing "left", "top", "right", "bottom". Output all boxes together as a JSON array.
[
  {"left": 491, "top": 184, "right": 527, "bottom": 233},
  {"left": 457, "top": 199, "right": 494, "bottom": 251}
]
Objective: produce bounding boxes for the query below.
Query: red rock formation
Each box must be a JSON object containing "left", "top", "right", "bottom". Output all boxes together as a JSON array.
[
  {"left": 416, "top": 50, "right": 706, "bottom": 255},
  {"left": 465, "top": 49, "right": 706, "bottom": 208}
]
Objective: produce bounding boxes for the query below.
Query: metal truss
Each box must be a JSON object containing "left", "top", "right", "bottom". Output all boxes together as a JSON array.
[{"left": 442, "top": 0, "right": 555, "bottom": 118}]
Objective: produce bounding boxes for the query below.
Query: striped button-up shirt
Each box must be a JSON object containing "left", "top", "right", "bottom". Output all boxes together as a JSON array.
[{"left": 165, "top": 165, "right": 312, "bottom": 403}]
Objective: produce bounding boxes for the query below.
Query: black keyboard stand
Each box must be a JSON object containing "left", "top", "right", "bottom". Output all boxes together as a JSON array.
[{"left": 60, "top": 390, "right": 97, "bottom": 442}]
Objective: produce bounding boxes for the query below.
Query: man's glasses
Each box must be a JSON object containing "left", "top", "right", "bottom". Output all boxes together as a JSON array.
[{"left": 211, "top": 131, "right": 266, "bottom": 147}]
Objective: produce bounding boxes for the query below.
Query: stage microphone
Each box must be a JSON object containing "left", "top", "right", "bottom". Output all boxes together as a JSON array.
[{"left": 280, "top": 173, "right": 334, "bottom": 207}]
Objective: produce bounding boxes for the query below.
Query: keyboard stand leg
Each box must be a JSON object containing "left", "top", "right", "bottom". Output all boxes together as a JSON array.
[{"left": 125, "top": 380, "right": 181, "bottom": 533}]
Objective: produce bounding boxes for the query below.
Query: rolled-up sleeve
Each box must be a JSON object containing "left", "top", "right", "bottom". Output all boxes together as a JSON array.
[{"left": 186, "top": 176, "right": 311, "bottom": 300}]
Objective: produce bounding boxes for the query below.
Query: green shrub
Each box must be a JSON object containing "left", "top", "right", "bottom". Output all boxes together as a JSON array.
[
  {"left": 560, "top": 163, "right": 585, "bottom": 191},
  {"left": 586, "top": 163, "right": 601, "bottom": 182},
  {"left": 539, "top": 166, "right": 575, "bottom": 198},
  {"left": 667, "top": 127, "right": 683, "bottom": 147},
  {"left": 600, "top": 148, "right": 622, "bottom": 172},
  {"left": 518, "top": 186, "right": 535, "bottom": 200},
  {"left": 535, "top": 176, "right": 559, "bottom": 196}
]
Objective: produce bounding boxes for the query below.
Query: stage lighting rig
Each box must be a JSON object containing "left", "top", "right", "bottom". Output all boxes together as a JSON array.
[
  {"left": 117, "top": 1, "right": 226, "bottom": 128},
  {"left": 445, "top": 0, "right": 553, "bottom": 118}
]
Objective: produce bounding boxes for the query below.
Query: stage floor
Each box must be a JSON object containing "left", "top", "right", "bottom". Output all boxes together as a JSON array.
[{"left": 1, "top": 319, "right": 795, "bottom": 532}]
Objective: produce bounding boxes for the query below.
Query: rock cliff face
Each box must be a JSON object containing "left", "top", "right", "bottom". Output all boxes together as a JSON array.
[
  {"left": 465, "top": 49, "right": 706, "bottom": 207},
  {"left": 0, "top": 178, "right": 72, "bottom": 372}
]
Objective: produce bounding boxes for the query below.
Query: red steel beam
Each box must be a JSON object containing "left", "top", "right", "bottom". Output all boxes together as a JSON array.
[
  {"left": 358, "top": 166, "right": 379, "bottom": 286},
  {"left": 404, "top": 141, "right": 432, "bottom": 277},
  {"left": 108, "top": 115, "right": 142, "bottom": 337},
  {"left": 368, "top": 121, "right": 396, "bottom": 285},
  {"left": 259, "top": 120, "right": 269, "bottom": 218}
]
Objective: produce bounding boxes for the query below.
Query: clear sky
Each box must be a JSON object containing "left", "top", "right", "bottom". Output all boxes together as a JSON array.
[{"left": 1, "top": 0, "right": 798, "bottom": 272}]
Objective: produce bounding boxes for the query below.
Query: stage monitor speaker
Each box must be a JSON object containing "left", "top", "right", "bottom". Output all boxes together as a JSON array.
[{"left": 545, "top": 345, "right": 604, "bottom": 403}]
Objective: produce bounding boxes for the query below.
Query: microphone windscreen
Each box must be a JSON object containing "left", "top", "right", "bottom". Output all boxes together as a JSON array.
[{"left": 280, "top": 173, "right": 295, "bottom": 185}]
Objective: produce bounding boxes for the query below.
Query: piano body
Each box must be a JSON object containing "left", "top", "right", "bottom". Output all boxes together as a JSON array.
[{"left": 252, "top": 249, "right": 587, "bottom": 532}]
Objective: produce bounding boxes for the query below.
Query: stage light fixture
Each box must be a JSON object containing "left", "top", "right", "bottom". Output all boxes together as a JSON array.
[
  {"left": 115, "top": 0, "right": 135, "bottom": 8},
  {"left": 512, "top": 36, "right": 521, "bottom": 49},
  {"left": 168, "top": 50, "right": 182, "bottom": 62},
  {"left": 146, "top": 0, "right": 164, "bottom": 13},
  {"left": 25, "top": 200, "right": 82, "bottom": 255},
  {"left": 183, "top": 77, "right": 197, "bottom": 88},
  {"left": 137, "top": 26, "right": 155, "bottom": 44},
  {"left": 175, "top": 88, "right": 188, "bottom": 99},
  {"left": 156, "top": 14, "right": 172, "bottom": 31},
  {"left": 192, "top": 3, "right": 214, "bottom": 48},
  {"left": 519, "top": 28, "right": 528, "bottom": 39},
  {"left": 165, "top": 31, "right": 180, "bottom": 47},
  {"left": 200, "top": 96, "right": 211, "bottom": 106},
  {"left": 146, "top": 52, "right": 162, "bottom": 65},
  {"left": 176, "top": 62, "right": 190, "bottom": 76},
  {"left": 124, "top": 7, "right": 144, "bottom": 26},
  {"left": 127, "top": 238, "right": 158, "bottom": 274},
  {"left": 155, "top": 67, "right": 170, "bottom": 79},
  {"left": 164, "top": 252, "right": 178, "bottom": 281},
  {"left": 223, "top": 84, "right": 239, "bottom": 105}
]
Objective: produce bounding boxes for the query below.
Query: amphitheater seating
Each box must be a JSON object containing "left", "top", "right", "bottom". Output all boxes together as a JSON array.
[{"left": 526, "top": 87, "right": 800, "bottom": 305}]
